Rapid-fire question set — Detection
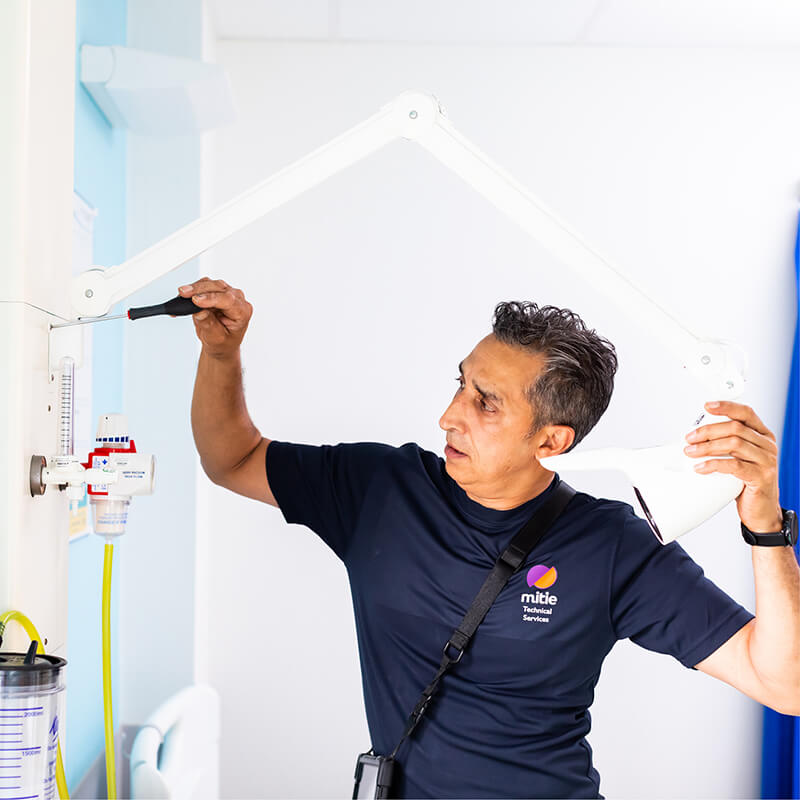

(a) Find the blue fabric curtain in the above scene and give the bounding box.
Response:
[760,211,800,799]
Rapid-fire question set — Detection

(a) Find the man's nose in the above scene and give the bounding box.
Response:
[439,395,464,433]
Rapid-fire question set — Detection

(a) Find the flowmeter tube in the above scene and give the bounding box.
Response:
[56,357,74,459]
[54,357,84,513]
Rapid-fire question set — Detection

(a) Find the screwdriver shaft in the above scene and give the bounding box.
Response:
[49,295,199,328]
[50,313,127,329]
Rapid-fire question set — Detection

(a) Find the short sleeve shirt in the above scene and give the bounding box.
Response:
[266,440,754,799]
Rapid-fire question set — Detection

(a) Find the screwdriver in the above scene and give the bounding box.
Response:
[51,295,202,328]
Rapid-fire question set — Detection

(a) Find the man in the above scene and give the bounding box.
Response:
[184,277,800,799]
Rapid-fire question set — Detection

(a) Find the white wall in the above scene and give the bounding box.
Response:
[203,42,797,798]
[0,0,75,655]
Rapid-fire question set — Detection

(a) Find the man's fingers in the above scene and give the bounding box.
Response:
[702,401,774,439]
[191,289,247,318]
[179,277,207,295]
[693,457,763,482]
[180,279,249,323]
[192,308,229,337]
[685,435,774,466]
[686,419,778,455]
[179,278,230,297]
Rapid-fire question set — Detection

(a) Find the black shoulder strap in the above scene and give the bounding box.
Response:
[388,480,576,758]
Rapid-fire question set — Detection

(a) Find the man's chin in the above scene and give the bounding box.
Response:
[444,458,469,483]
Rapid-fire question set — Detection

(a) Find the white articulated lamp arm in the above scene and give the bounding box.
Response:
[70,92,427,317]
[413,112,747,400]
[70,89,745,399]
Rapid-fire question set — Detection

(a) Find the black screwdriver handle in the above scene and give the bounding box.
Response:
[128,295,200,320]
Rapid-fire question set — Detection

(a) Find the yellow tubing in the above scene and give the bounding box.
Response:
[0,610,40,644]
[0,610,70,799]
[56,741,69,799]
[102,542,117,800]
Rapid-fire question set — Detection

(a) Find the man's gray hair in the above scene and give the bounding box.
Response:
[492,301,618,452]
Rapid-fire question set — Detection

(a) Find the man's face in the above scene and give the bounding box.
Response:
[438,334,569,504]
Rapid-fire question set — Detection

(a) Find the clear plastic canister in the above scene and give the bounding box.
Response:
[0,652,66,800]
[92,497,131,537]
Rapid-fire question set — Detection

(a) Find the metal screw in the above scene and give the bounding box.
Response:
[85,289,94,298]
[409,110,418,119]
[701,355,711,365]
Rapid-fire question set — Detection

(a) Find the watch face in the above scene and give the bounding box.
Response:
[786,510,798,546]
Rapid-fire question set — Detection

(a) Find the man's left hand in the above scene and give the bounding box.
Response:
[684,400,783,532]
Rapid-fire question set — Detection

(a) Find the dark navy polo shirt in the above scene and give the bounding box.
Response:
[266,440,754,799]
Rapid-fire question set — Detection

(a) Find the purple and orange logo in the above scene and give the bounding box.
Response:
[526,564,558,589]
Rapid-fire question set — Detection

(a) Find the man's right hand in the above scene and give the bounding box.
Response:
[179,277,253,359]
[187,277,276,505]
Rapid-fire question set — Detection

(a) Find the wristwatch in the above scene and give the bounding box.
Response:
[741,508,798,547]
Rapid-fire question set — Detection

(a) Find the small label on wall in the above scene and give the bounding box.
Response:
[69,502,88,538]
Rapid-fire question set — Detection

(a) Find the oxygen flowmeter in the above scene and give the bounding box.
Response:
[30,413,155,533]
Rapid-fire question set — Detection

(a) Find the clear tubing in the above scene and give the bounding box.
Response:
[57,357,75,457]
[102,542,116,800]
[0,610,70,799]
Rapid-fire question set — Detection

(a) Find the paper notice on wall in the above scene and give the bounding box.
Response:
[70,191,97,540]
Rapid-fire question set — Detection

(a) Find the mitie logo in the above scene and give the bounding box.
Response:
[520,565,558,624]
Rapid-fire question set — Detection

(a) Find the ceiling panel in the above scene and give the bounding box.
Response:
[210,0,332,40]
[209,0,800,45]
[584,0,800,45]
[337,0,603,44]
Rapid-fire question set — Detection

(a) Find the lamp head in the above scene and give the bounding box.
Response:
[539,443,743,544]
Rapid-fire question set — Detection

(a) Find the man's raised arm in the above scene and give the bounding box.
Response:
[182,278,277,506]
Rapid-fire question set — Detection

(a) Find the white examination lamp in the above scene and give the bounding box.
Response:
[60,91,748,545]
[539,444,743,545]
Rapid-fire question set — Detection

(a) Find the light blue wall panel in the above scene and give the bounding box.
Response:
[70,0,126,789]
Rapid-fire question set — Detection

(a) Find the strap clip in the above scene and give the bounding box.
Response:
[500,543,526,571]
[442,640,465,663]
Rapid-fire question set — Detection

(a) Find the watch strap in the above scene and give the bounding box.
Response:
[741,508,797,547]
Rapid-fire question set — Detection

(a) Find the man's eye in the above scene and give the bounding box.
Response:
[454,378,494,412]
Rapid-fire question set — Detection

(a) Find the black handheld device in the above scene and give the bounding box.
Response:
[352,752,395,799]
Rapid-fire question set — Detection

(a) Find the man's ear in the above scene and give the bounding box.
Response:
[536,425,575,458]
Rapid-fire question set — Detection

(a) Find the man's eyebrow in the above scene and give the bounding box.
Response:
[457,360,503,406]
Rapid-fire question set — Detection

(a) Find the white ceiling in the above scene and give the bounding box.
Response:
[208,0,800,46]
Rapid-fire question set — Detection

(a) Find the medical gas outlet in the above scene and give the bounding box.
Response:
[30,413,155,537]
